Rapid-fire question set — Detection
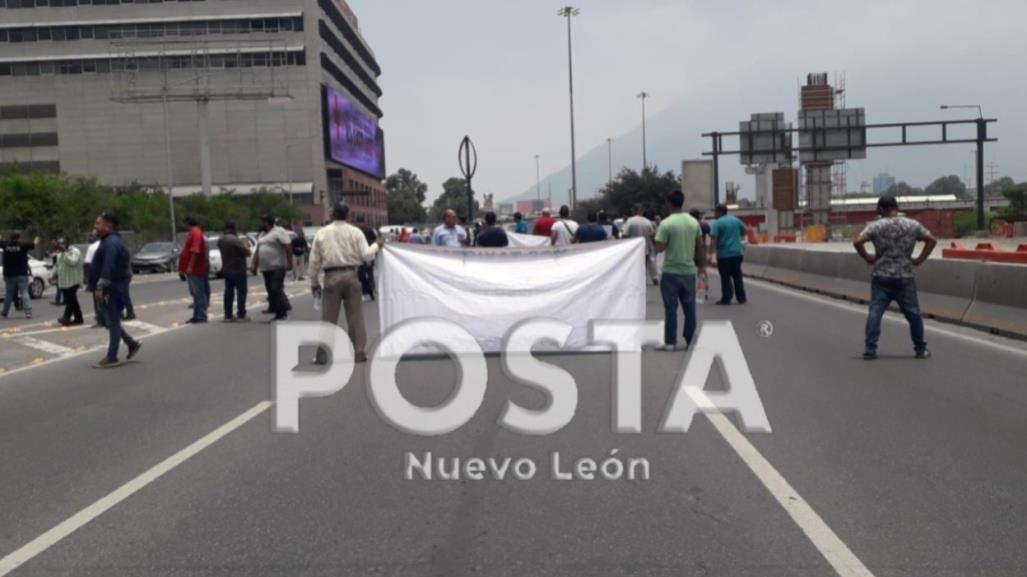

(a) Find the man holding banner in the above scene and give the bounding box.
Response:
[309,203,383,364]
[655,191,707,351]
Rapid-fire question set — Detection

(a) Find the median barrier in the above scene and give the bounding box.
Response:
[912,259,980,323]
[963,263,1027,337]
[761,247,806,286]
[742,246,770,279]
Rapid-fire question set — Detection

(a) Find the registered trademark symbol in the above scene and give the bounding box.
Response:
[757,321,774,338]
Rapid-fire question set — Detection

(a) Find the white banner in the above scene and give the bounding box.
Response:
[506,231,550,248]
[377,239,647,356]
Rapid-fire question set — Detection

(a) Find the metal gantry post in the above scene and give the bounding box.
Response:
[976,117,986,231]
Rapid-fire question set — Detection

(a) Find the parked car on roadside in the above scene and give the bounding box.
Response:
[131,242,179,274]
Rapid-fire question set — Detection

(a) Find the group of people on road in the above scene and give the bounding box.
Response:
[1,187,936,370]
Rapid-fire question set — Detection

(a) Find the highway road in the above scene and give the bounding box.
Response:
[0,275,1024,576]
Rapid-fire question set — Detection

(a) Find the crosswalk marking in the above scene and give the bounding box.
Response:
[17,337,77,358]
[123,320,169,335]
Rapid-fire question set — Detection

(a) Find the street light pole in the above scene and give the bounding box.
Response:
[535,154,542,201]
[606,137,613,187]
[558,6,580,210]
[941,104,986,230]
[637,91,649,171]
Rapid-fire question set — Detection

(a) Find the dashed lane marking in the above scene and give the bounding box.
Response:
[16,338,77,358]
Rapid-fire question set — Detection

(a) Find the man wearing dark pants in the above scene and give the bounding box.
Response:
[252,215,293,322]
[709,203,748,305]
[655,190,707,351]
[51,238,84,326]
[854,195,938,360]
[218,222,252,322]
[1,232,39,320]
[89,214,141,368]
[178,216,209,324]
[309,203,383,364]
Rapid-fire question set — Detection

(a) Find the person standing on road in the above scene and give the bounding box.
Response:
[89,214,142,369]
[178,216,209,324]
[532,208,556,237]
[84,235,104,328]
[550,205,579,247]
[709,203,749,305]
[598,210,620,239]
[289,224,309,282]
[251,215,293,322]
[355,215,379,300]
[623,205,660,286]
[514,212,530,234]
[1,232,40,319]
[655,190,707,352]
[432,210,469,247]
[407,229,427,245]
[51,238,84,326]
[309,203,383,364]
[854,195,938,360]
[574,211,608,243]
[476,212,510,248]
[218,222,252,322]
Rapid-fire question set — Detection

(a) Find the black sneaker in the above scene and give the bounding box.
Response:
[127,341,142,361]
[863,350,878,360]
[123,314,137,321]
[185,318,208,325]
[915,349,932,360]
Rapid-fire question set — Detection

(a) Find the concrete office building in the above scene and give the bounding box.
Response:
[0,0,388,227]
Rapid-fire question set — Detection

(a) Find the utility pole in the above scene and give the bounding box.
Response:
[558,6,580,210]
[535,154,542,201]
[606,137,613,188]
[637,91,650,171]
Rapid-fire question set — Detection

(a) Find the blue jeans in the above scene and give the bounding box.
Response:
[660,272,698,347]
[3,276,31,316]
[123,279,136,318]
[865,276,927,353]
[98,282,137,362]
[187,275,209,321]
[223,274,248,319]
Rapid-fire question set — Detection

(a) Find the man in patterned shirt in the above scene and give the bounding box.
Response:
[853,195,938,360]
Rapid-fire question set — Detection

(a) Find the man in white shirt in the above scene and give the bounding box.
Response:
[309,203,383,364]
[432,210,468,247]
[550,205,579,247]
[84,237,105,328]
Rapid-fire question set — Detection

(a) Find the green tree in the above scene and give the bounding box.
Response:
[385,168,428,224]
[431,177,478,222]
[597,167,680,219]
[1000,183,1027,218]
[985,176,1016,198]
[885,181,925,197]
[925,175,968,199]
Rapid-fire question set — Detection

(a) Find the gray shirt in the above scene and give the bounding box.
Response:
[623,215,656,255]
[861,216,932,278]
[257,226,291,272]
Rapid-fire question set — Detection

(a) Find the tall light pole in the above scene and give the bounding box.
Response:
[535,154,542,201]
[558,6,579,210]
[606,137,613,188]
[637,91,650,171]
[941,104,986,230]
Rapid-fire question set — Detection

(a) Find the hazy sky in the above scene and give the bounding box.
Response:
[354,0,1026,203]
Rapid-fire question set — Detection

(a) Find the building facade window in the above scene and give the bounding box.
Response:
[0,17,304,43]
[0,51,305,76]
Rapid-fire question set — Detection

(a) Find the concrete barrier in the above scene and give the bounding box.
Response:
[742,246,1026,338]
[964,263,1027,337]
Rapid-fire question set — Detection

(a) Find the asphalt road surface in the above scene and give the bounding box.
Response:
[0,275,1024,576]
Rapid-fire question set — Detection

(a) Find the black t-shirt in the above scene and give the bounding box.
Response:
[476,227,509,248]
[1,241,34,278]
[291,235,308,256]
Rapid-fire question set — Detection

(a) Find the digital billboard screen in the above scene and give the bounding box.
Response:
[323,85,385,179]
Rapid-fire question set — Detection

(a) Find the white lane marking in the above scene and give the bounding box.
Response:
[123,320,168,335]
[15,337,77,358]
[688,390,876,577]
[0,401,272,577]
[0,289,311,382]
[745,277,1027,358]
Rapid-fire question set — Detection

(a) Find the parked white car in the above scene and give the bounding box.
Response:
[0,250,51,300]
[207,236,259,278]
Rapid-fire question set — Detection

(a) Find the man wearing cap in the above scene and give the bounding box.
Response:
[853,195,938,360]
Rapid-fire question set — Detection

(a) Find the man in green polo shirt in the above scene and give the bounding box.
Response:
[655,190,707,351]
